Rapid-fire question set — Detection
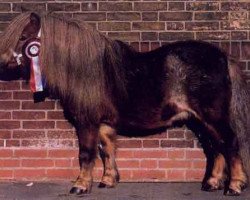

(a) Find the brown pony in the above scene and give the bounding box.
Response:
[0,12,249,196]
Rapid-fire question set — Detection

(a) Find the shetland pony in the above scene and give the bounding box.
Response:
[0,12,249,196]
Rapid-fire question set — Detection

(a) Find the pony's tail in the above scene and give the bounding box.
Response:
[229,58,250,181]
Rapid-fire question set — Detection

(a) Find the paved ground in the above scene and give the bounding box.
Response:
[0,182,249,200]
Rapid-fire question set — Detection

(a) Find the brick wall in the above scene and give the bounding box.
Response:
[0,1,249,182]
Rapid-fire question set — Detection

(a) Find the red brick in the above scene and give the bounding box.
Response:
[161,140,194,148]
[221,2,250,11]
[169,2,184,11]
[118,170,132,181]
[13,130,45,139]
[167,170,185,181]
[134,2,168,11]
[142,12,158,21]
[98,22,131,31]
[13,3,46,12]
[0,130,11,139]
[117,139,142,148]
[185,22,219,31]
[159,32,194,41]
[0,121,20,129]
[168,150,185,159]
[0,159,19,167]
[160,12,192,21]
[186,150,205,159]
[108,32,140,41]
[0,101,20,110]
[22,101,55,110]
[132,170,165,180]
[117,160,139,168]
[21,159,54,168]
[73,13,106,21]
[0,170,13,179]
[13,111,45,120]
[21,140,47,147]
[99,2,132,11]
[133,22,165,31]
[142,32,158,41]
[23,121,55,129]
[133,150,167,158]
[159,160,192,169]
[48,149,77,158]
[0,4,11,12]
[196,32,230,40]
[14,149,47,158]
[6,140,20,147]
[0,149,13,158]
[140,160,157,169]
[47,169,79,179]
[13,91,33,100]
[186,2,219,11]
[81,3,97,11]
[231,31,248,40]
[56,121,73,129]
[47,130,75,139]
[14,169,46,179]
[186,170,204,181]
[48,3,80,11]
[143,140,159,148]
[0,111,11,119]
[59,140,74,148]
[195,12,229,20]
[107,12,140,21]
[0,92,12,99]
[116,150,134,158]
[193,161,206,169]
[54,159,72,168]
[47,111,65,120]
[168,129,185,139]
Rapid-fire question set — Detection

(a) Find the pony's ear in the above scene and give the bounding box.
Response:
[30,12,40,28]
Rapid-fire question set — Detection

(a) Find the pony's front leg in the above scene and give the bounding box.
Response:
[98,124,119,188]
[70,127,98,195]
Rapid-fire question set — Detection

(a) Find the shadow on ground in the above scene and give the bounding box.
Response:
[0,182,249,200]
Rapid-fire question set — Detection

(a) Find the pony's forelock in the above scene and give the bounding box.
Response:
[0,12,32,55]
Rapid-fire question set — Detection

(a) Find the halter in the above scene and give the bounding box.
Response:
[13,29,44,93]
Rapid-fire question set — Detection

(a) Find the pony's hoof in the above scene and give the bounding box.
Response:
[224,188,240,196]
[69,187,89,195]
[98,182,114,188]
[201,183,218,192]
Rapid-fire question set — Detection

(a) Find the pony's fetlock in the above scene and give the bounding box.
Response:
[99,171,119,188]
[70,177,92,195]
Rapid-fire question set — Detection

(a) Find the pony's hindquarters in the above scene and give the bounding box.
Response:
[229,59,250,182]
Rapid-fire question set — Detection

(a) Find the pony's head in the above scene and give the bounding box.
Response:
[0,12,40,81]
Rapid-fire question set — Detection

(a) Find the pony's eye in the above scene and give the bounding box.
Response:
[19,35,27,41]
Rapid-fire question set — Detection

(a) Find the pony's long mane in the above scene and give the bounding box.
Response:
[1,12,128,125]
[39,13,127,125]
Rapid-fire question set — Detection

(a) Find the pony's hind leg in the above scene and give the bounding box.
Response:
[205,153,226,191]
[70,127,98,195]
[186,118,226,191]
[215,123,247,196]
[98,124,119,188]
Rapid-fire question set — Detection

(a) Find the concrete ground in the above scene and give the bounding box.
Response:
[0,182,249,200]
